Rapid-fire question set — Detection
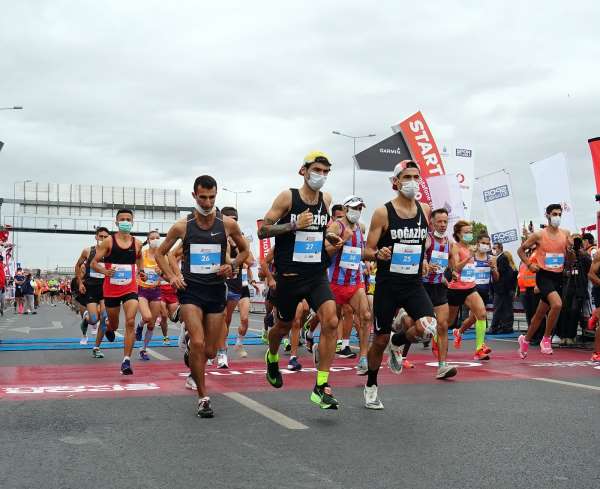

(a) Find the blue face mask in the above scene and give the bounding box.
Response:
[463,233,473,242]
[118,220,133,234]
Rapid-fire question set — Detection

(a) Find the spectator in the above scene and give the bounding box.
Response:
[490,243,518,333]
[0,255,5,317]
[582,233,597,259]
[22,272,36,315]
[14,267,26,314]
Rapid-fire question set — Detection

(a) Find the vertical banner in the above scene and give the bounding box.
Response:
[530,153,576,231]
[427,174,465,236]
[588,137,600,194]
[256,219,272,261]
[477,170,521,260]
[392,111,445,206]
[439,143,475,220]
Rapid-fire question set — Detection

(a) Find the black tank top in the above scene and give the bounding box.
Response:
[274,188,330,274]
[226,244,244,293]
[84,246,104,286]
[105,234,137,265]
[376,201,428,283]
[181,212,227,287]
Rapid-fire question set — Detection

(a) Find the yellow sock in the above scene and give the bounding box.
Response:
[267,351,279,363]
[317,370,329,386]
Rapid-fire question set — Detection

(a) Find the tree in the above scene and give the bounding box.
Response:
[471,221,488,239]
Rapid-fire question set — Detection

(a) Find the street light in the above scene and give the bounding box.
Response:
[332,131,376,194]
[0,106,23,111]
[222,187,252,211]
[13,179,32,265]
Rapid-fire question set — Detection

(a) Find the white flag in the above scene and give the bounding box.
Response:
[427,174,465,237]
[439,143,476,220]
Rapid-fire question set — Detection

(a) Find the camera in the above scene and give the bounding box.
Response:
[595,193,600,202]
[573,236,583,252]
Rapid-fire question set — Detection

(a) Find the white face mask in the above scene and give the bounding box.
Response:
[399,180,419,199]
[307,171,327,190]
[433,230,445,239]
[346,208,361,224]
[550,215,561,228]
[479,244,491,253]
[149,238,161,249]
[195,202,214,216]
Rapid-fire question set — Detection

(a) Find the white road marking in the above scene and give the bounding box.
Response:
[114,331,170,361]
[532,377,600,391]
[224,392,309,430]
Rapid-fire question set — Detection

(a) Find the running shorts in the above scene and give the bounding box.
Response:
[274,271,333,322]
[330,282,364,306]
[423,282,448,308]
[241,286,250,299]
[160,284,178,305]
[447,287,477,307]
[178,283,226,315]
[593,286,600,308]
[266,286,276,304]
[138,286,161,302]
[373,279,434,335]
[15,287,24,298]
[536,269,563,303]
[227,290,242,302]
[104,292,138,308]
[82,282,104,305]
[477,287,490,306]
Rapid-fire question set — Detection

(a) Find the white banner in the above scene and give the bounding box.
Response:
[530,153,576,231]
[477,170,521,259]
[427,174,465,237]
[439,143,475,220]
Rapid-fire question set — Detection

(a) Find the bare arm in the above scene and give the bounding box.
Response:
[75,248,90,293]
[324,220,344,256]
[589,256,600,286]
[225,217,249,277]
[257,190,294,239]
[364,206,390,262]
[91,237,114,277]
[134,240,147,281]
[156,220,187,288]
[518,231,540,271]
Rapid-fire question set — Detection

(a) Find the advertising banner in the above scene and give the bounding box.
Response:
[588,137,600,194]
[427,174,465,236]
[439,143,475,220]
[256,219,272,261]
[353,132,412,172]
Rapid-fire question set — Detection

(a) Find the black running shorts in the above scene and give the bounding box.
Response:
[82,282,104,305]
[178,283,227,315]
[104,292,138,308]
[536,269,563,304]
[373,279,434,335]
[447,287,477,307]
[423,282,448,308]
[274,271,333,322]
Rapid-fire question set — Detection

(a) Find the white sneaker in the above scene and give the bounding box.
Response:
[185,375,197,390]
[392,308,407,332]
[386,340,404,374]
[207,358,213,366]
[436,364,458,379]
[364,385,384,410]
[217,351,229,369]
[79,337,88,345]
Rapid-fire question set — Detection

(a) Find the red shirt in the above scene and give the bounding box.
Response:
[0,263,6,289]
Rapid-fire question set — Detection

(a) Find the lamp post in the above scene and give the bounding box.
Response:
[13,179,32,265]
[222,188,252,211]
[0,106,23,111]
[332,131,376,194]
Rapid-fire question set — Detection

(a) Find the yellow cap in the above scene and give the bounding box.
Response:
[299,151,331,174]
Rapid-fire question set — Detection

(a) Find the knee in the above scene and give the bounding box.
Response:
[321,312,338,333]
[125,317,136,328]
[190,337,206,355]
[141,312,152,324]
[373,333,389,349]
[550,301,562,313]
[361,310,371,325]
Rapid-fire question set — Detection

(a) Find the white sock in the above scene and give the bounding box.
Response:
[124,356,130,361]
[342,339,349,348]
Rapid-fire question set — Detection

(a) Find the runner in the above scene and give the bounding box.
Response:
[14,267,25,314]
[326,195,370,374]
[0,255,5,316]
[91,209,146,375]
[362,160,437,410]
[587,252,600,362]
[447,221,491,361]
[48,277,59,306]
[75,227,110,353]
[155,175,248,418]
[258,151,342,409]
[517,204,572,357]
[259,246,277,345]
[135,230,164,361]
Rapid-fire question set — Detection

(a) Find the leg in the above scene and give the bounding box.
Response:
[182,304,208,397]
[435,303,450,364]
[122,299,139,358]
[464,292,487,355]
[459,311,476,334]
[525,300,551,341]
[348,288,371,360]
[315,300,339,374]
[543,291,563,338]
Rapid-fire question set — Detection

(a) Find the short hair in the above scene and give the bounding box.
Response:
[494,242,504,251]
[546,203,562,215]
[95,226,110,235]
[331,204,343,215]
[431,208,448,218]
[116,208,133,218]
[147,229,160,239]
[583,232,595,244]
[194,175,217,193]
[452,220,470,242]
[477,233,490,242]
[221,206,238,218]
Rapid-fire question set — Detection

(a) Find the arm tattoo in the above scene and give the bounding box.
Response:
[258,219,295,239]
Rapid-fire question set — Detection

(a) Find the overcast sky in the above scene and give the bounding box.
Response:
[2,1,600,269]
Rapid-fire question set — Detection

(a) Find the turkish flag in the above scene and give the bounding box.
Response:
[588,137,600,193]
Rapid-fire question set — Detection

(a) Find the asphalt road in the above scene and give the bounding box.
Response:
[1,303,599,489]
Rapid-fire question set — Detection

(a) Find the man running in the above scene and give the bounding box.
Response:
[517,204,572,357]
[91,209,146,375]
[155,175,248,418]
[363,160,437,410]
[258,151,342,409]
[587,252,600,362]
[0,255,5,316]
[75,227,110,355]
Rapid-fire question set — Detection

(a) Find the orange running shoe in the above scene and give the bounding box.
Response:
[481,343,492,354]
[402,359,415,369]
[591,352,600,362]
[473,347,490,361]
[587,316,598,331]
[452,328,462,349]
[431,337,439,358]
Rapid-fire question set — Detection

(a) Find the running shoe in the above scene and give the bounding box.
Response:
[335,340,342,353]
[422,339,430,348]
[105,330,116,342]
[364,385,384,410]
[265,350,283,388]
[217,351,229,369]
[139,350,150,361]
[336,346,357,359]
[310,383,339,409]
[80,314,88,336]
[518,334,529,359]
[473,347,490,361]
[386,340,403,375]
[287,356,302,371]
[540,336,553,355]
[261,329,269,345]
[452,328,462,349]
[170,305,181,323]
[355,356,368,376]
[431,337,439,358]
[135,322,143,342]
[312,342,320,367]
[235,343,248,358]
[207,358,213,366]
[197,397,214,418]
[283,338,291,352]
[163,336,170,345]
[436,365,458,379]
[92,348,104,359]
[402,359,415,369]
[392,308,407,332]
[481,343,492,354]
[305,335,314,353]
[587,316,598,331]
[79,337,88,345]
[185,374,197,390]
[591,352,600,362]
[120,359,133,375]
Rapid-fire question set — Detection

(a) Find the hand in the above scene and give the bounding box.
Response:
[267,277,276,289]
[376,247,392,261]
[528,263,540,272]
[341,227,353,243]
[170,274,187,290]
[296,208,313,229]
[452,270,460,281]
[327,233,344,248]
[78,282,86,295]
[217,264,233,278]
[252,282,260,293]
[421,261,430,276]
[105,268,116,277]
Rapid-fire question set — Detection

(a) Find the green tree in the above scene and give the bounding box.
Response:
[471,221,488,239]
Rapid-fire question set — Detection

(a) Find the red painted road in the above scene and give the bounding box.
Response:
[1,349,598,401]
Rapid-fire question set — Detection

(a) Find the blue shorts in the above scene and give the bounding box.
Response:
[227,291,242,302]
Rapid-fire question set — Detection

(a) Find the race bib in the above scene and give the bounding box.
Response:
[430,250,448,270]
[545,253,564,270]
[369,273,376,285]
[390,243,422,275]
[144,268,159,285]
[190,244,221,274]
[339,245,362,270]
[110,264,133,285]
[89,266,105,279]
[475,266,491,285]
[460,263,476,283]
[241,268,249,287]
[292,231,323,263]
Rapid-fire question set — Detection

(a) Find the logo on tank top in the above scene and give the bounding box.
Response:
[390,227,427,243]
[290,213,328,230]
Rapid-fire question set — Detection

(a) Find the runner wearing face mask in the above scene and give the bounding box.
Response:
[91,209,146,375]
[517,204,572,358]
[326,195,370,374]
[258,151,343,409]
